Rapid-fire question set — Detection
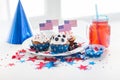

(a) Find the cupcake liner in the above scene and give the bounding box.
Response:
[50,44,69,54]
[32,42,50,52]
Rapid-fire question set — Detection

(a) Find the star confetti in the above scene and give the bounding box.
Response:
[74,57,81,61]
[36,62,46,69]
[45,61,55,69]
[27,56,38,62]
[89,61,95,65]
[65,57,73,62]
[20,59,25,63]
[67,61,75,65]
[19,49,27,53]
[12,51,25,60]
[78,65,87,70]
[43,57,57,62]
[43,57,51,61]
[60,57,66,62]
[8,63,15,67]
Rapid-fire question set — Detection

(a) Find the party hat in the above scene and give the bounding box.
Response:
[8,0,33,44]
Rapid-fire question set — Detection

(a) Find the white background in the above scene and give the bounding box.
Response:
[1,0,120,21]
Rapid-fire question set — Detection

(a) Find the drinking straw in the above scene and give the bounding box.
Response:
[95,4,101,44]
[95,4,99,20]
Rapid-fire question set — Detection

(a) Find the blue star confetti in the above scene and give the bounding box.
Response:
[20,59,25,63]
[89,61,95,65]
[45,61,55,69]
[67,61,75,65]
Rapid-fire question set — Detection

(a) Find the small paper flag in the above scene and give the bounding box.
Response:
[46,19,59,26]
[39,22,53,30]
[58,24,71,32]
[64,20,77,27]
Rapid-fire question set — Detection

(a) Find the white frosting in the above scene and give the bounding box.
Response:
[50,33,69,45]
[32,33,49,43]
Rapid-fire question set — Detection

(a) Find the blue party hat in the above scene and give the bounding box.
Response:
[8,0,33,44]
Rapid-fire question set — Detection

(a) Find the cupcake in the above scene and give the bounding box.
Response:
[50,33,69,54]
[30,33,50,53]
[68,35,76,46]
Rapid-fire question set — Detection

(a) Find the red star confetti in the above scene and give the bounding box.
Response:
[19,49,27,53]
[28,48,36,52]
[49,58,57,62]
[8,63,15,67]
[12,55,16,59]
[27,56,38,62]
[94,47,99,51]
[36,62,46,69]
[65,57,73,62]
[43,57,57,62]
[74,57,81,61]
[12,52,25,60]
[43,57,50,61]
[78,65,87,70]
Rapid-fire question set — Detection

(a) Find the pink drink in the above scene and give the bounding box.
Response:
[89,16,110,48]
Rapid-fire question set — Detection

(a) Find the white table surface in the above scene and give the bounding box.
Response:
[0,19,120,80]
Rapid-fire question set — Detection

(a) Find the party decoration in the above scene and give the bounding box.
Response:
[46,19,59,26]
[36,62,46,69]
[78,65,87,70]
[58,24,71,32]
[64,20,77,27]
[27,56,38,62]
[9,44,106,70]
[8,0,33,44]
[85,45,104,58]
[20,59,25,63]
[45,61,55,69]
[68,61,75,65]
[8,63,15,67]
[39,22,53,30]
[89,61,95,65]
